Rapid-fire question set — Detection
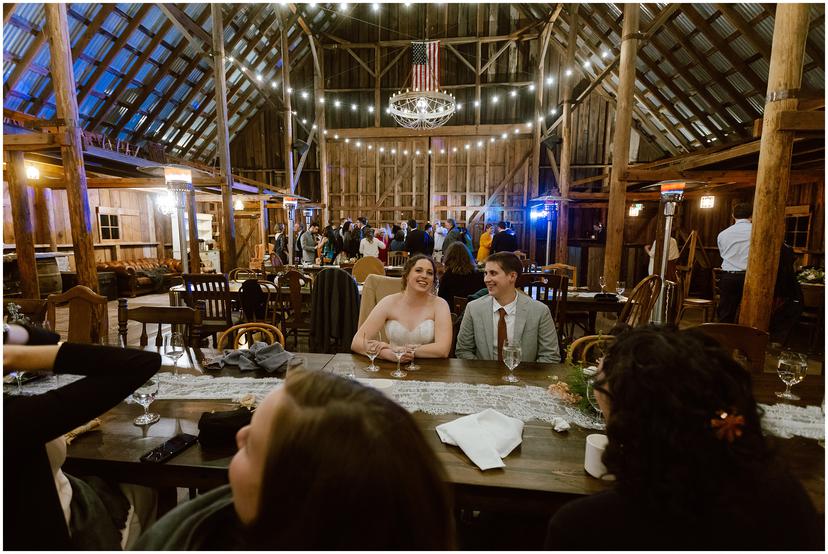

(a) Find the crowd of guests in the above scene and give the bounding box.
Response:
[274,216,523,266]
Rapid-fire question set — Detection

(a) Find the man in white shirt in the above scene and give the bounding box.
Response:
[432,219,447,261]
[716,202,752,322]
[455,252,560,363]
[645,236,680,276]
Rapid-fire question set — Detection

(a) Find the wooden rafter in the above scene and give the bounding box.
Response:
[3,4,15,26]
[4,23,47,94]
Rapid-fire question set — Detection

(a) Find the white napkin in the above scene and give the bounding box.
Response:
[435,408,524,470]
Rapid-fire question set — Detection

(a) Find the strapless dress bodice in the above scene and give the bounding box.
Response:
[384,319,435,346]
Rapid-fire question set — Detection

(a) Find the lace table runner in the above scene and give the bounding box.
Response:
[9,376,822,438]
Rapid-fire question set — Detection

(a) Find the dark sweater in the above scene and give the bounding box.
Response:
[404,229,433,256]
[491,229,518,253]
[438,270,486,306]
[545,469,823,550]
[4,339,161,550]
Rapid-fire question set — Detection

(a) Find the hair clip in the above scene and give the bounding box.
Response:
[711,409,745,443]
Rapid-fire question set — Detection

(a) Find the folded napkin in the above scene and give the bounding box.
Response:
[65,418,102,445]
[435,409,524,470]
[204,342,294,373]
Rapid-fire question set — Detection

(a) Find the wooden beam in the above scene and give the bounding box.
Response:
[622,168,822,185]
[319,32,540,50]
[373,154,416,209]
[211,4,237,271]
[480,39,515,75]
[556,4,575,265]
[323,124,532,139]
[471,146,533,225]
[5,26,47,94]
[32,186,57,251]
[186,188,201,273]
[777,110,825,132]
[3,4,15,26]
[44,3,98,292]
[158,3,211,47]
[741,4,810,331]
[280,12,296,193]
[445,43,476,74]
[313,39,329,225]
[2,133,58,150]
[5,151,40,298]
[602,4,638,292]
[714,4,771,62]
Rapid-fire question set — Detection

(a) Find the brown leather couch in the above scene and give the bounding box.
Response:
[96,258,183,297]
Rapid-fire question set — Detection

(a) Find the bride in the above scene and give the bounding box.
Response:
[351,255,452,361]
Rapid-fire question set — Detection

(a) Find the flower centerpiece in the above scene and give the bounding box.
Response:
[547,364,599,416]
[797,266,825,284]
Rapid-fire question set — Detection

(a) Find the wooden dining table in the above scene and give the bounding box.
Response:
[62,350,824,517]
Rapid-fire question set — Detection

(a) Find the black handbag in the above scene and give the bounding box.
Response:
[197,408,253,448]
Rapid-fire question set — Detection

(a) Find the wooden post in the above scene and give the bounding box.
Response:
[740,4,810,331]
[186,187,201,273]
[312,39,329,226]
[556,6,578,265]
[374,44,381,128]
[152,200,166,260]
[211,4,237,270]
[44,3,98,291]
[281,13,296,193]
[602,4,639,291]
[530,19,554,264]
[33,186,57,251]
[6,152,40,299]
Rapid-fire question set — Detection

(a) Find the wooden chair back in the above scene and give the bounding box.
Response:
[46,285,109,344]
[4,299,48,327]
[117,298,203,347]
[619,275,661,327]
[237,279,275,323]
[452,296,469,319]
[516,273,568,339]
[352,256,385,283]
[358,274,402,327]
[228,267,263,282]
[387,251,409,266]
[275,270,312,325]
[567,334,615,365]
[218,322,285,350]
[543,263,577,288]
[664,278,683,326]
[694,323,769,372]
[182,273,233,326]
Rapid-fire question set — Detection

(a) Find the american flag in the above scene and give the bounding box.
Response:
[412,41,439,91]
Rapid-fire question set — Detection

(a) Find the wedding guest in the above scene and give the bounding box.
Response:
[433,219,448,261]
[491,221,518,253]
[438,242,486,305]
[135,370,455,549]
[717,202,752,322]
[389,230,407,253]
[455,252,560,363]
[404,219,433,256]
[545,326,823,550]
[351,254,452,360]
[375,227,390,264]
[4,324,162,549]
[300,221,319,264]
[476,223,495,263]
[644,234,680,280]
[359,227,386,259]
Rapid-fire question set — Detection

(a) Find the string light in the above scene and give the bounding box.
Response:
[565,68,573,76]
[368,145,373,150]
[473,100,480,107]
[301,91,309,99]
[403,149,409,155]
[287,87,293,94]
[452,147,458,152]
[489,137,495,143]
[491,95,499,104]
[372,3,380,11]
[464,144,470,150]
[546,76,553,85]
[339,3,348,11]
[333,134,339,139]
[368,106,375,113]
[379,147,385,152]
[391,148,397,154]
[477,140,483,147]
[334,100,341,108]
[319,97,325,104]
[344,138,350,143]
[351,103,357,111]
[510,90,517,97]
[271,81,277,88]
[301,118,307,124]
[456,103,463,110]
[583,61,591,68]
[550,107,557,115]
[440,148,445,154]
[501,133,507,139]
[256,74,262,81]
[528,84,535,91]
[601,50,610,59]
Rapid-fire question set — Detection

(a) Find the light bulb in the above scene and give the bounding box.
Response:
[301,91,308,99]
[427,150,432,155]
[368,106,374,113]
[339,3,348,11]
[510,90,517,97]
[416,150,421,155]
[491,95,499,104]
[228,56,234,62]
[301,118,307,124]
[456,103,463,109]
[287,87,293,94]
[546,76,553,85]
[319,97,325,104]
[312,124,317,129]
[477,140,483,147]
[464,144,470,150]
[583,61,591,68]
[550,108,557,115]
[391,148,396,154]
[513,128,519,134]
[385,107,391,114]
[344,138,350,143]
[473,100,480,107]
[271,81,277,88]
[368,145,373,150]
[323,129,328,135]
[334,100,341,108]
[379,147,385,152]
[501,133,507,139]
[440,148,445,154]
[256,74,262,81]
[452,147,457,152]
[372,3,380,11]
[601,50,609,59]
[538,116,544,122]
[489,137,495,143]
[403,150,409,155]
[234,199,244,211]
[334,134,339,139]
[351,104,357,111]
[528,84,535,91]
[526,122,533,127]
[25,166,39,180]
[565,68,573,76]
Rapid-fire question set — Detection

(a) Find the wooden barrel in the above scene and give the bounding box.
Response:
[36,255,62,299]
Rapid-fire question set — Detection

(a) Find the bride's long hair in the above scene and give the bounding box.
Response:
[400,254,439,295]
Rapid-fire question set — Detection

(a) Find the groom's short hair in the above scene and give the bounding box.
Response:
[486,252,522,277]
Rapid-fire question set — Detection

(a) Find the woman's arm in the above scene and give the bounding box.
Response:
[410,297,453,358]
[4,344,162,448]
[377,240,386,250]
[349,295,412,362]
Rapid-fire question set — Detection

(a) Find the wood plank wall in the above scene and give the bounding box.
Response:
[3,184,173,269]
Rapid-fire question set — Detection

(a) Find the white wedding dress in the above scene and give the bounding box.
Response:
[384,320,435,346]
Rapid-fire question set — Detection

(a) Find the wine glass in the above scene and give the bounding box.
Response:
[599,275,607,294]
[363,332,381,372]
[165,332,186,378]
[615,281,625,297]
[405,342,421,371]
[776,350,808,401]
[502,340,521,383]
[390,342,408,379]
[585,379,603,418]
[132,378,160,425]
[9,371,25,395]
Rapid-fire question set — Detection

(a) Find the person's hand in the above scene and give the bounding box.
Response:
[378,346,413,363]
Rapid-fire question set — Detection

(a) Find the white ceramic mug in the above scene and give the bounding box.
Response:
[584,433,614,480]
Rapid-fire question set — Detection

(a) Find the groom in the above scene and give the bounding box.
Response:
[455,252,561,363]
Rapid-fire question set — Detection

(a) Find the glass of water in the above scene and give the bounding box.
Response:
[390,342,407,379]
[502,340,522,383]
[776,350,808,401]
[165,332,186,378]
[132,378,160,426]
[405,343,421,371]
[363,332,381,372]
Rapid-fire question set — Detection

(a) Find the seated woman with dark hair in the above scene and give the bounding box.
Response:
[389,230,407,252]
[545,326,823,550]
[437,242,486,305]
[135,370,455,549]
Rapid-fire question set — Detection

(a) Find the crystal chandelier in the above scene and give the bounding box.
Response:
[388,89,456,129]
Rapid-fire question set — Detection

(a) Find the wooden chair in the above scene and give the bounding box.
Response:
[217,322,285,350]
[618,275,661,328]
[352,256,385,283]
[452,296,469,319]
[274,270,313,348]
[182,273,236,346]
[358,274,402,327]
[797,283,825,352]
[676,265,714,323]
[387,251,409,266]
[694,323,769,372]
[3,299,48,327]
[118,298,203,348]
[237,279,276,324]
[46,285,109,344]
[516,273,568,344]
[567,334,615,365]
[542,263,578,288]
[228,267,263,282]
[248,244,268,270]
[663,279,683,326]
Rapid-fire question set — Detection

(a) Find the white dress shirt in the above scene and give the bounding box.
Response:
[717,219,752,271]
[359,237,385,258]
[491,292,518,359]
[647,237,680,275]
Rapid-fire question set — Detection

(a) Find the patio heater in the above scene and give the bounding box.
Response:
[284,196,299,264]
[529,194,560,266]
[164,166,193,274]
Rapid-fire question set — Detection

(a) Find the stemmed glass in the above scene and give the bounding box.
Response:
[165,332,186,378]
[132,378,160,425]
[585,379,603,418]
[776,350,808,401]
[390,342,408,379]
[405,342,421,371]
[363,332,381,372]
[615,281,625,297]
[502,340,521,383]
[599,275,607,294]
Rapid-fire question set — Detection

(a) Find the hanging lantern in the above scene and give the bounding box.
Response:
[700,195,715,209]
